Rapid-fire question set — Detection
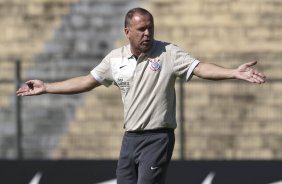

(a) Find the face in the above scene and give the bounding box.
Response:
[124,13,154,57]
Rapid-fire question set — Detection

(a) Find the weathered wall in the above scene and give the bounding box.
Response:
[0,0,281,159]
[0,0,78,158]
[142,0,282,159]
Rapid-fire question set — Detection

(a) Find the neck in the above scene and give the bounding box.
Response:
[131,49,142,59]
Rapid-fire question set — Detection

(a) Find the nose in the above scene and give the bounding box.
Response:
[144,28,150,36]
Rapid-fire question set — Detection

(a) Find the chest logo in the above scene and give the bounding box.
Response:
[149,57,161,71]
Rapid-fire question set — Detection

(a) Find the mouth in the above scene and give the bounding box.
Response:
[141,39,151,46]
[139,39,153,52]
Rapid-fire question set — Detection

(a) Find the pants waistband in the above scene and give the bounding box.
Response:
[125,128,174,135]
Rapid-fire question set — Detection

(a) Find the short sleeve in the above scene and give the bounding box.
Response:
[172,45,200,81]
[90,53,114,87]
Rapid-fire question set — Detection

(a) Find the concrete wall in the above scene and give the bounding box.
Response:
[0,0,281,159]
[0,0,78,159]
[142,0,282,159]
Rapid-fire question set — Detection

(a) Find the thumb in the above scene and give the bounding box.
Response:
[25,80,34,89]
[25,80,34,85]
[245,61,257,67]
[25,80,37,90]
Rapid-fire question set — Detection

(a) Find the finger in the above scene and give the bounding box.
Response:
[258,76,265,83]
[26,80,34,87]
[253,76,264,84]
[245,61,257,67]
[17,92,31,97]
[257,72,266,79]
[27,83,34,90]
[20,92,33,96]
[16,89,29,96]
[253,70,266,78]
[16,91,26,96]
[251,74,265,84]
[17,89,35,96]
[25,80,33,85]
[16,86,29,93]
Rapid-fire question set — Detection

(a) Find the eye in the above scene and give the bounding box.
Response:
[138,27,146,32]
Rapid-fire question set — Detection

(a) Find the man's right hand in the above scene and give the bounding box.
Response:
[16,80,46,96]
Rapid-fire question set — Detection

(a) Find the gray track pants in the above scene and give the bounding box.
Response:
[116,129,175,184]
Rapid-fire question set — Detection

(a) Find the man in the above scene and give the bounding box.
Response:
[17,7,266,184]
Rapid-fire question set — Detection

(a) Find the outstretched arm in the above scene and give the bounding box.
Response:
[16,74,101,96]
[193,61,266,84]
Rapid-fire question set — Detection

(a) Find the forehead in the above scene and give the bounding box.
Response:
[130,13,153,27]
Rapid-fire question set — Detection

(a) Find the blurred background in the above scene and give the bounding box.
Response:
[0,0,281,161]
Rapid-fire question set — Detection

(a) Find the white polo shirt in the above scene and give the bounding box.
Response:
[91,40,200,131]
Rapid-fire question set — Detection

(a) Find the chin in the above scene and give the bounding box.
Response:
[141,46,152,53]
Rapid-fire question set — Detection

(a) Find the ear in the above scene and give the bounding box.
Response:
[124,27,130,40]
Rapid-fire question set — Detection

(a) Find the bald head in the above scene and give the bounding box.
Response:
[124,7,154,28]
